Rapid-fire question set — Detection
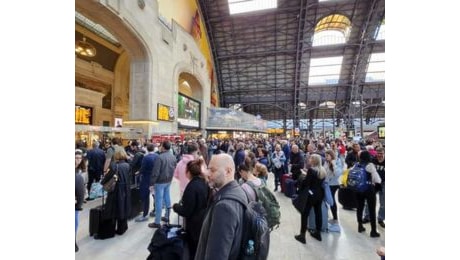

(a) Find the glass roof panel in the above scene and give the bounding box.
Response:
[228,0,277,15]
[375,20,385,40]
[309,56,343,85]
[313,30,346,46]
[365,52,385,82]
[75,11,120,46]
[315,14,351,33]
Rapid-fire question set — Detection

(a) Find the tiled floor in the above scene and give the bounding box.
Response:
[76,173,385,259]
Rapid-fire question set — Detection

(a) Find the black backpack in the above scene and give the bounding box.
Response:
[226,197,270,260]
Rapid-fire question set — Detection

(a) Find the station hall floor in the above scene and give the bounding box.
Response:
[76,173,385,260]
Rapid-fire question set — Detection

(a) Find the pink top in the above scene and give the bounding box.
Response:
[174,154,195,194]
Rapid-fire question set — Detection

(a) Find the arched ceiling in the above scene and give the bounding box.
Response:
[198,0,385,128]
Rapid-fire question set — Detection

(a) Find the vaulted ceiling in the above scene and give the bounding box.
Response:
[198,0,385,129]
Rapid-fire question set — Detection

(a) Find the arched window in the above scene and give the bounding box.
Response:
[312,14,351,46]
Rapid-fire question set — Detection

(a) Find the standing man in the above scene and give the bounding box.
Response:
[85,141,106,200]
[148,141,177,228]
[135,144,158,222]
[345,142,361,168]
[289,144,305,181]
[195,154,246,260]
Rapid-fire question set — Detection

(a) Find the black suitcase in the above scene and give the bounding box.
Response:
[284,178,297,198]
[89,193,116,239]
[338,187,358,210]
[129,185,142,220]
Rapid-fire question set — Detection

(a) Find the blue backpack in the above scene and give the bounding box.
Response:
[347,163,372,192]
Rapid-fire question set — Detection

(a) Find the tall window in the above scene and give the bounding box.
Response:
[309,56,343,85]
[365,53,385,82]
[312,14,351,46]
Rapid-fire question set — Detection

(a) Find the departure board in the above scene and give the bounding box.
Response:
[75,105,92,125]
[157,103,175,122]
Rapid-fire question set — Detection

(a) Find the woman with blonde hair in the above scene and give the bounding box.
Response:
[295,154,326,243]
[254,162,268,183]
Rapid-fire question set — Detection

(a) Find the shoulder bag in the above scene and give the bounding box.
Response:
[102,165,118,192]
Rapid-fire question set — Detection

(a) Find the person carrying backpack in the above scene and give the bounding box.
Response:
[238,157,281,231]
[195,154,247,259]
[351,151,382,238]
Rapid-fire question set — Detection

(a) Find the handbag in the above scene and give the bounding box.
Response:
[292,188,309,213]
[340,168,350,186]
[102,165,118,192]
[89,182,106,199]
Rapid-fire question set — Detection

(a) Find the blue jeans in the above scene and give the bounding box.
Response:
[75,210,79,236]
[364,182,385,221]
[154,183,171,224]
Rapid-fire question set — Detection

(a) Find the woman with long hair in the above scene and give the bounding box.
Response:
[324,149,341,224]
[101,146,132,237]
[294,154,326,244]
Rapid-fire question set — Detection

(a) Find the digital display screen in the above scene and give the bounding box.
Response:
[75,105,92,125]
[378,126,385,139]
[177,94,200,128]
[157,103,175,122]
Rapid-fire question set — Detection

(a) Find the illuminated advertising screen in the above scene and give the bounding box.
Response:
[177,94,200,128]
[75,105,92,125]
[157,103,175,122]
[378,126,385,139]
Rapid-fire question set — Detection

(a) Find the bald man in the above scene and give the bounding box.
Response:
[195,154,247,260]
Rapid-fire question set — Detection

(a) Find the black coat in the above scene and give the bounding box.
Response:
[102,161,131,220]
[298,168,324,205]
[290,151,305,180]
[173,176,210,246]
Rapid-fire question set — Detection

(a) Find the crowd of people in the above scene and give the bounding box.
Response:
[75,135,385,258]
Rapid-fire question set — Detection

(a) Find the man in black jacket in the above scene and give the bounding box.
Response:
[195,154,247,260]
[86,141,106,200]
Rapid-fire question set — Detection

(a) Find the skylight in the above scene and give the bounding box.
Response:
[308,56,343,85]
[75,11,119,45]
[365,53,385,82]
[312,14,351,46]
[313,30,346,46]
[228,0,277,15]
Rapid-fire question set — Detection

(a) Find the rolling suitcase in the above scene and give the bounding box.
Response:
[284,178,297,198]
[281,174,291,193]
[338,187,358,210]
[89,192,116,239]
[129,184,142,220]
[307,201,328,232]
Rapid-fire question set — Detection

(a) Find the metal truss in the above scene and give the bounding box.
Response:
[198,0,385,127]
